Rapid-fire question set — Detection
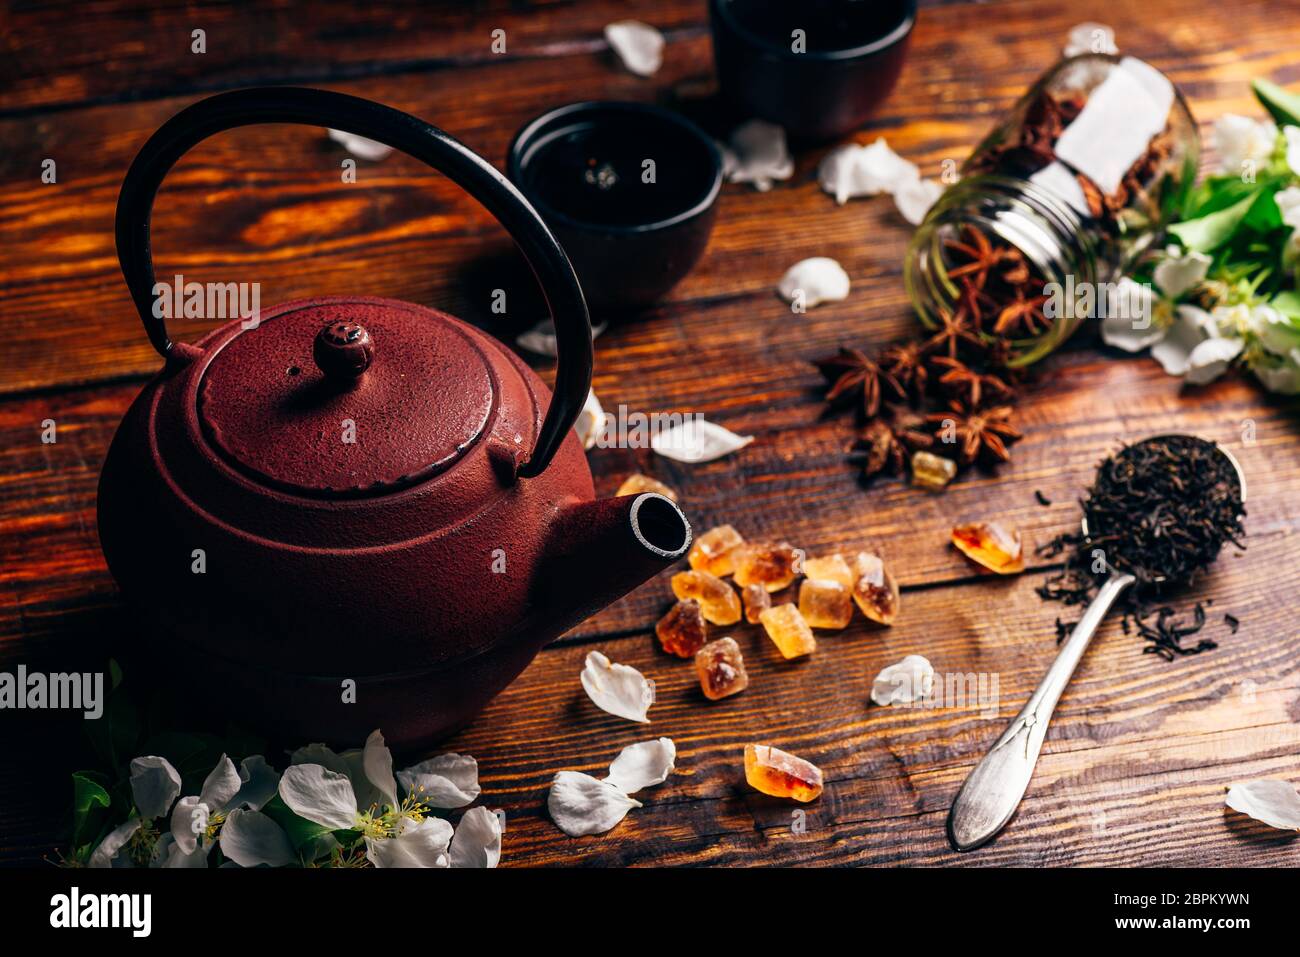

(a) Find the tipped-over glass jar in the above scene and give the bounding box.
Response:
[905,53,1199,366]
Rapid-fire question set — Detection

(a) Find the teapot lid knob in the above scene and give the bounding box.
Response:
[314,320,374,382]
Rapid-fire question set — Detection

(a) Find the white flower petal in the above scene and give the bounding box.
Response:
[1063,22,1117,57]
[548,771,641,837]
[1098,277,1160,351]
[277,764,358,830]
[1285,126,1300,177]
[722,120,793,192]
[1211,114,1278,176]
[1225,779,1300,830]
[161,835,211,868]
[88,819,140,869]
[1185,335,1244,385]
[199,754,242,811]
[1248,303,1300,356]
[777,256,850,309]
[219,808,296,868]
[1150,305,1214,376]
[364,816,453,868]
[448,806,503,868]
[327,129,394,161]
[576,388,605,451]
[362,730,399,812]
[870,654,935,706]
[396,753,481,808]
[605,737,676,794]
[816,138,918,204]
[894,177,944,225]
[290,743,350,775]
[169,795,210,855]
[129,756,182,820]
[230,755,280,812]
[1275,185,1300,229]
[580,650,655,723]
[1153,248,1211,298]
[1253,349,1300,394]
[604,20,664,77]
[651,417,753,463]
[516,318,607,357]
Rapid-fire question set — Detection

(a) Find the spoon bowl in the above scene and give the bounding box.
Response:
[1079,434,1247,584]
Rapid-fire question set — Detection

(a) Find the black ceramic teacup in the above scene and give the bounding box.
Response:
[709,0,917,141]
[507,101,722,312]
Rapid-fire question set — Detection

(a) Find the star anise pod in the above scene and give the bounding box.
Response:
[925,400,1022,465]
[922,305,985,360]
[813,347,902,419]
[851,406,933,478]
[854,418,906,478]
[877,341,928,403]
[994,286,1051,337]
[943,225,1019,292]
[928,356,1015,408]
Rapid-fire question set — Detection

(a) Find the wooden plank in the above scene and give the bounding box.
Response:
[2,522,1293,864]
[0,0,710,114]
[3,350,1297,658]
[3,0,1299,394]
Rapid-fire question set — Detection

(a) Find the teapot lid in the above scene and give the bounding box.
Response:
[198,298,495,497]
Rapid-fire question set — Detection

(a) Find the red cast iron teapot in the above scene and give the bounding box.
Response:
[98,88,692,750]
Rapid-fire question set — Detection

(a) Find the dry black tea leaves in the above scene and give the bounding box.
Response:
[1084,435,1245,585]
[1037,435,1246,658]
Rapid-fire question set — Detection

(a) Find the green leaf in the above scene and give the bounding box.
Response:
[1168,193,1261,252]
[84,687,142,770]
[1271,290,1300,319]
[1253,78,1300,129]
[70,772,113,854]
[261,795,336,853]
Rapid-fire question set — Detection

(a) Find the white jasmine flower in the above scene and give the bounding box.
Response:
[721,120,794,191]
[280,730,497,868]
[604,20,664,76]
[1148,305,1247,385]
[1211,114,1277,176]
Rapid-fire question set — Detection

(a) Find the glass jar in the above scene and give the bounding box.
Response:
[905,53,1200,366]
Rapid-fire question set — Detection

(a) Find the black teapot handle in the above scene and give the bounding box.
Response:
[115,86,592,479]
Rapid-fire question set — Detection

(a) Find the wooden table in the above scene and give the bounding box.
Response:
[3,0,1299,867]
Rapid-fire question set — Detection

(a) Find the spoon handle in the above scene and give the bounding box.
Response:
[946,570,1136,851]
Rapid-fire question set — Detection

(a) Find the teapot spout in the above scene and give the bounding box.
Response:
[535,493,692,634]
